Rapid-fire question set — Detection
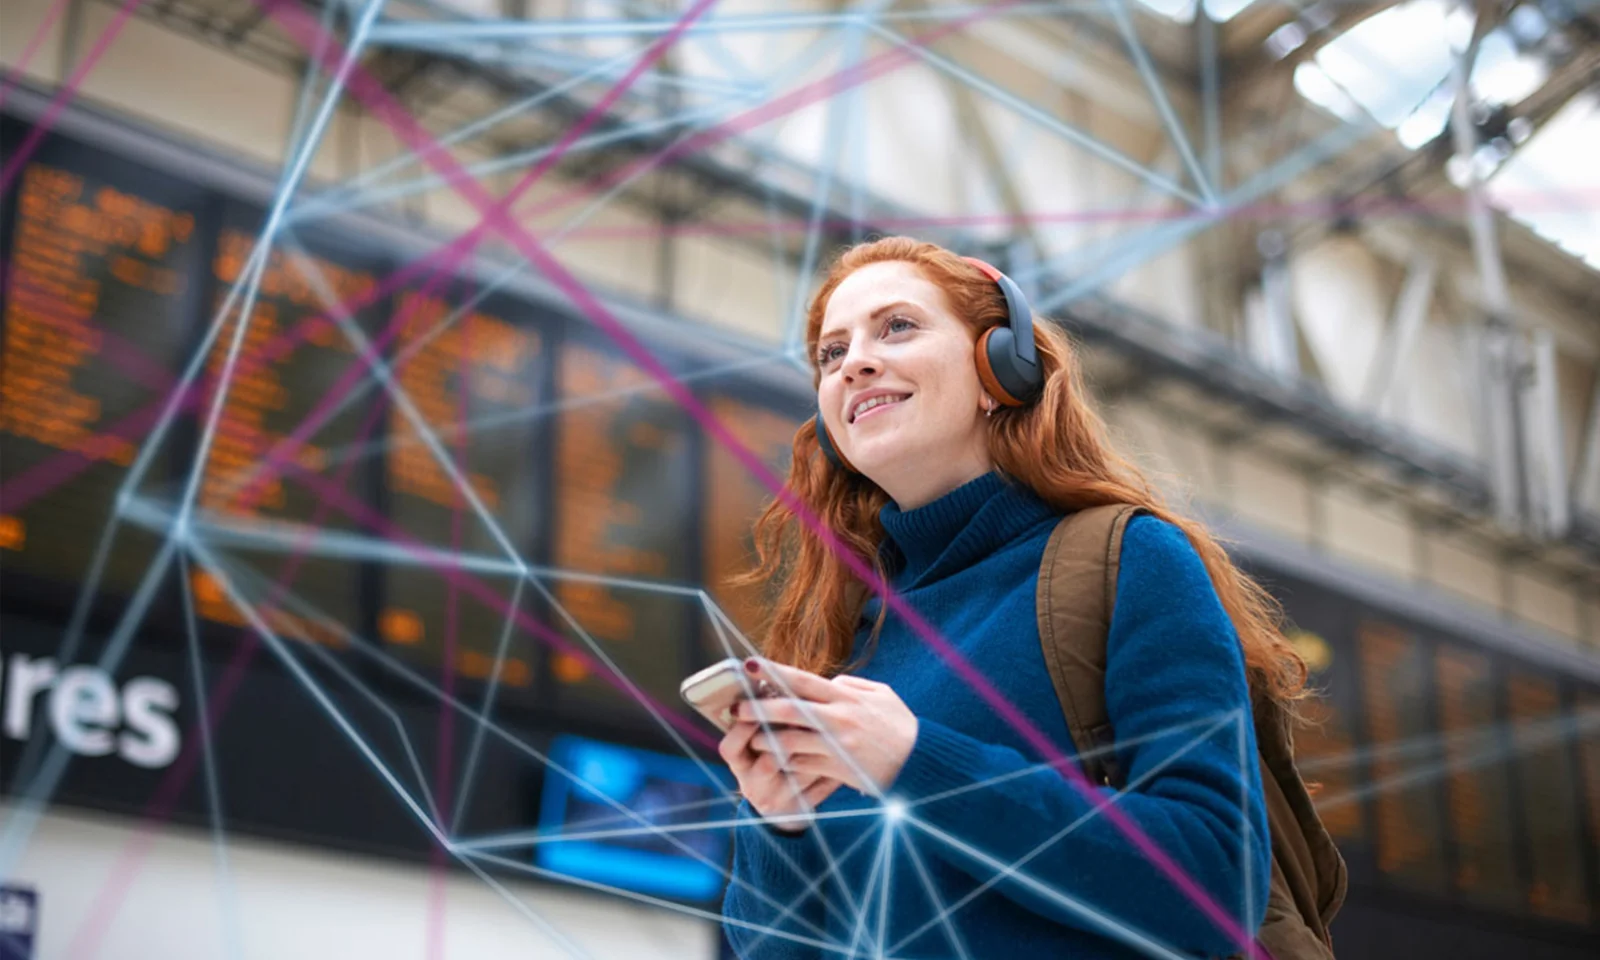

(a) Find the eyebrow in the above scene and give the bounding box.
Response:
[816,300,921,345]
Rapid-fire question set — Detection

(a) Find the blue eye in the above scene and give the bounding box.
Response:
[817,343,846,365]
[885,316,915,334]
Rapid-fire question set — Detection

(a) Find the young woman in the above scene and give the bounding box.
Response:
[717,237,1306,959]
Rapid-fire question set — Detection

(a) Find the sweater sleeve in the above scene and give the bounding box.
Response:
[721,800,831,960]
[886,516,1271,958]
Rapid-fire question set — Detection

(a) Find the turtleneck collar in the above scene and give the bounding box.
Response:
[878,471,1056,587]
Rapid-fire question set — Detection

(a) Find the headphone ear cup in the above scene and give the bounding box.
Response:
[814,412,857,473]
[976,327,1026,407]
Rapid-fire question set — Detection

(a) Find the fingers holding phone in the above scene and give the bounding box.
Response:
[719,718,839,831]
[687,658,842,830]
[733,661,919,797]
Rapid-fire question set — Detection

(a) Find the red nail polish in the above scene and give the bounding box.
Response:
[744,658,761,674]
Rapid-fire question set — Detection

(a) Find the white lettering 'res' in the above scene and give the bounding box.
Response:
[1,655,182,770]
[49,666,121,756]
[118,677,180,769]
[3,655,57,740]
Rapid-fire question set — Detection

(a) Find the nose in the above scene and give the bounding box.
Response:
[840,341,880,382]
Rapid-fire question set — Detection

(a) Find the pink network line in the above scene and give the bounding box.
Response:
[548,185,1600,243]
[11,0,1271,956]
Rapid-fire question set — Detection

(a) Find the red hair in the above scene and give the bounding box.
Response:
[737,237,1308,711]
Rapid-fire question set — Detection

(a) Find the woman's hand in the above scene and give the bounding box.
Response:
[735,660,919,797]
[719,716,840,833]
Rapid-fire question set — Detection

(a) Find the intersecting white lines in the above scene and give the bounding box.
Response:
[1,0,1515,955]
[187,542,849,942]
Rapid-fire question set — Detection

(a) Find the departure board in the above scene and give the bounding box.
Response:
[1433,646,1520,909]
[1506,672,1591,923]
[0,129,209,596]
[1357,622,1448,894]
[552,343,696,715]
[1284,628,1366,844]
[191,212,383,646]
[1265,571,1371,861]
[381,288,543,691]
[1575,692,1600,889]
[700,394,798,660]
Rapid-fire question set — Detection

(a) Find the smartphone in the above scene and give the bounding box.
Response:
[680,658,774,732]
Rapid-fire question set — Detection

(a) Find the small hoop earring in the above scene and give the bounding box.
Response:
[985,404,994,418]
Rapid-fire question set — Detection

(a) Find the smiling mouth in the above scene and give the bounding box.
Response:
[849,394,910,423]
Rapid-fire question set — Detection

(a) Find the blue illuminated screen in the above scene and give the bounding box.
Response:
[537,735,737,902]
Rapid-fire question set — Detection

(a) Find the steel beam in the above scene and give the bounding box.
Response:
[1451,23,1529,533]
[57,0,87,79]
[1026,119,1373,309]
[1056,288,1491,506]
[865,21,1205,206]
[1361,253,1437,414]
[1198,5,1221,191]
[1286,17,1600,321]
[1523,330,1571,539]
[914,0,1045,256]
[1105,0,1214,203]
[1249,230,1299,377]
[1575,373,1600,519]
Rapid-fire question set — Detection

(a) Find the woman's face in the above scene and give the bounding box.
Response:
[815,260,995,508]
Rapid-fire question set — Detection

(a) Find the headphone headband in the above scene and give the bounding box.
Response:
[964,258,1038,367]
[961,256,1004,283]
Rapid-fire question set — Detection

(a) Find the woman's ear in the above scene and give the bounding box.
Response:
[980,392,998,414]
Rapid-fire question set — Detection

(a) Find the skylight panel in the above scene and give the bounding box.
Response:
[1298,0,1551,151]
[1314,0,1459,128]
[1486,94,1600,268]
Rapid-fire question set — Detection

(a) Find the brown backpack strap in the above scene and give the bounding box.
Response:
[1035,504,1144,786]
[1254,696,1349,940]
[1037,505,1349,957]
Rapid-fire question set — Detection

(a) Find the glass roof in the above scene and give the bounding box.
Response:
[1288,0,1596,267]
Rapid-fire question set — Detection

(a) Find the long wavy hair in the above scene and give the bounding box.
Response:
[736,237,1308,712]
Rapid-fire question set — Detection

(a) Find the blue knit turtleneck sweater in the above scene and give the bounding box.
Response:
[722,472,1270,959]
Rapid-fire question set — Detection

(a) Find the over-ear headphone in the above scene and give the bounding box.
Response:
[814,256,1042,472]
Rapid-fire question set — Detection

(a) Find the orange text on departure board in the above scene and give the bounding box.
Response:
[1359,623,1438,881]
[553,347,678,646]
[387,291,537,511]
[213,229,375,309]
[0,164,192,466]
[1433,647,1518,897]
[1292,691,1364,840]
[1575,695,1600,888]
[380,607,531,686]
[1437,651,1488,861]
[189,568,346,648]
[1506,674,1590,922]
[198,232,374,517]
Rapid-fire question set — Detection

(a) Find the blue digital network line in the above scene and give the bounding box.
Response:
[11,1,1583,957]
